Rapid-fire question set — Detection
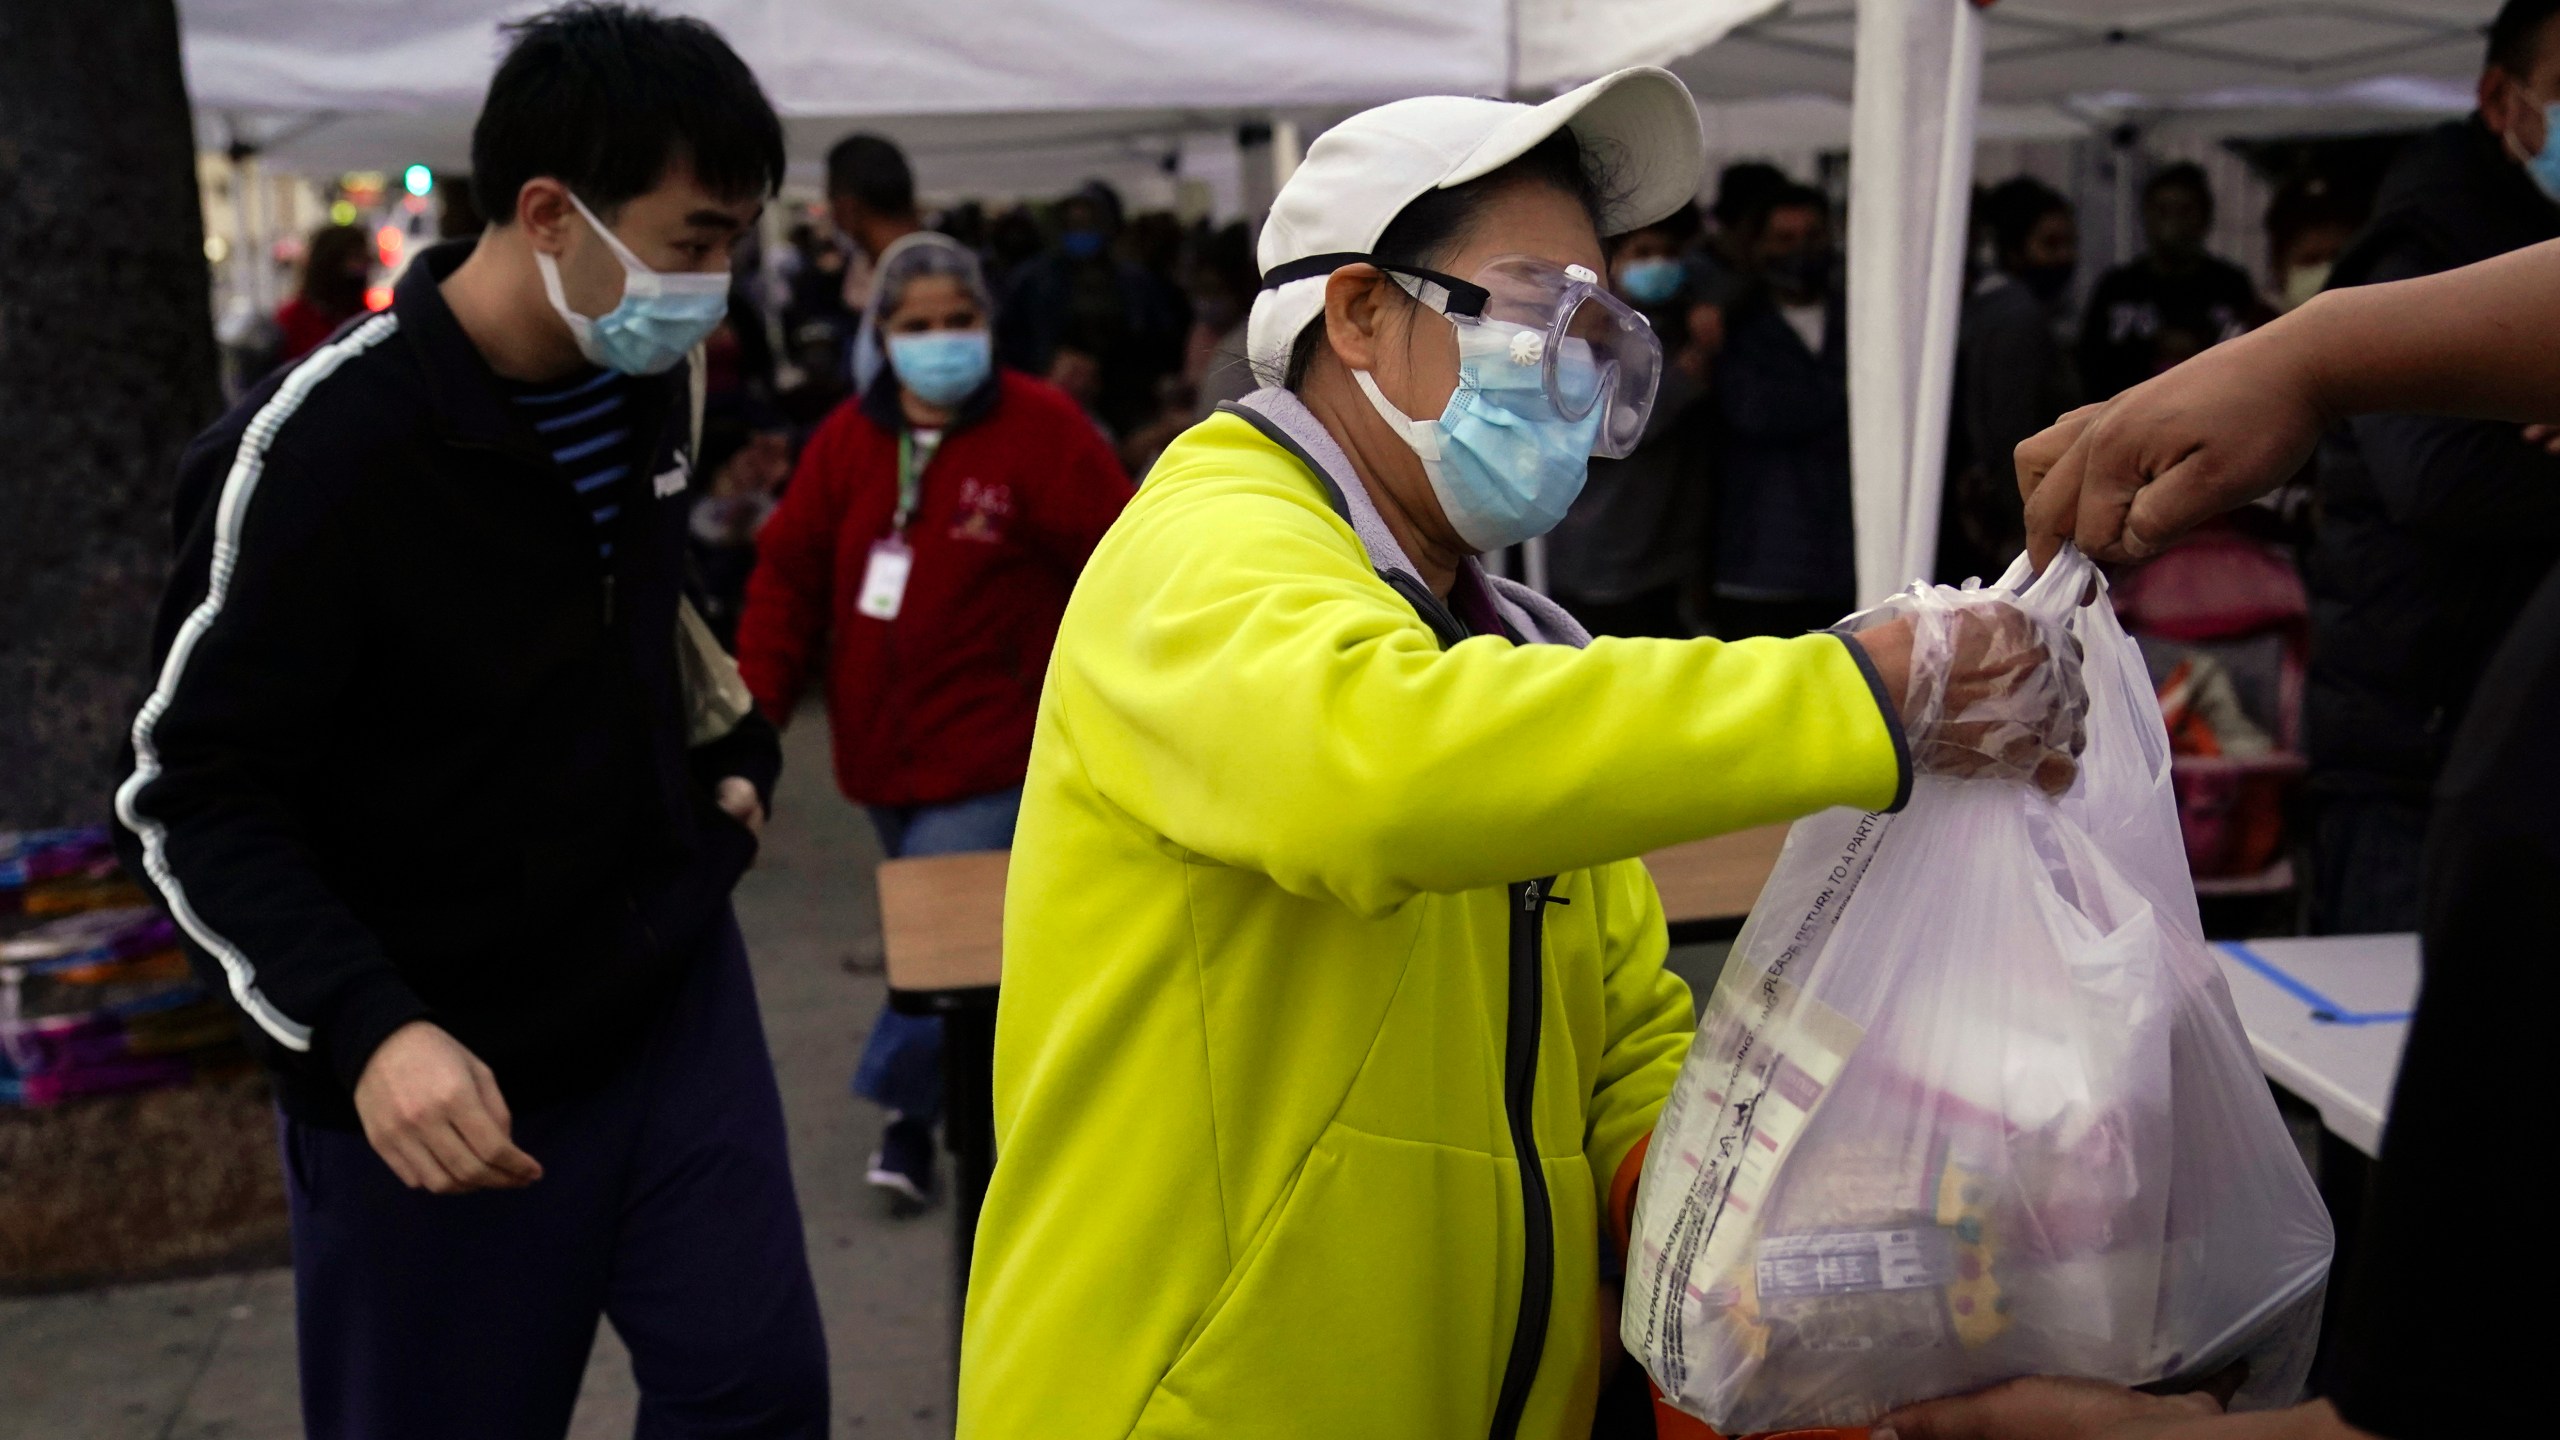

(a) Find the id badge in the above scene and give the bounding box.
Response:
[857,536,913,620]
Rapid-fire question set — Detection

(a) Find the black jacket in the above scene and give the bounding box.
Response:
[1711,291,1854,602]
[114,241,782,1126]
[2307,118,2560,798]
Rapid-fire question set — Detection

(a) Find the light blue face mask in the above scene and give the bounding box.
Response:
[1354,317,1609,552]
[536,191,732,376]
[1618,257,1686,307]
[2523,102,2560,205]
[888,329,993,407]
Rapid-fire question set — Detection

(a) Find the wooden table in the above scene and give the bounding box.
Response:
[874,825,1791,1366]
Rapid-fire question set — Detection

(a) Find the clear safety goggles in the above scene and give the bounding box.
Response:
[1263,251,1664,457]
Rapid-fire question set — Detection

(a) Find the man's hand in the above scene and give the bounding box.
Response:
[2015,320,2332,568]
[1877,1378,2371,1440]
[715,775,765,836]
[352,1021,542,1193]
[1878,1377,2222,1440]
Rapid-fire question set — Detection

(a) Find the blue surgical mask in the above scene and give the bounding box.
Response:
[887,329,993,407]
[1618,257,1685,307]
[2521,103,2560,205]
[536,191,731,376]
[1353,318,1608,552]
[1060,228,1107,260]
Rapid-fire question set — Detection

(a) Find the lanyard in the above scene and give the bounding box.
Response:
[894,429,926,533]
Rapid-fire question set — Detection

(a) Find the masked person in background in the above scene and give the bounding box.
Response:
[1945,176,2084,583]
[1711,181,1857,638]
[825,131,925,395]
[2076,163,2263,401]
[997,181,1191,440]
[1546,200,1716,638]
[2263,176,2365,315]
[2296,0,2560,935]
[274,222,374,366]
[732,233,1130,1208]
[958,69,2087,1440]
[114,8,825,1435]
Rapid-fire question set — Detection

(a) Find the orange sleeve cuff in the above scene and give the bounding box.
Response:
[1616,1133,1745,1438]
[1609,1129,1653,1258]
[1651,1388,1726,1439]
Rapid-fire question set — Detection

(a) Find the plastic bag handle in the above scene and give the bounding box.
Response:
[2009,543,2100,622]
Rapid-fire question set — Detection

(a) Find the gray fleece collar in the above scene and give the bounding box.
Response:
[1224,388,1592,651]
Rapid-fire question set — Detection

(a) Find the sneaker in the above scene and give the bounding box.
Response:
[866,1116,938,1215]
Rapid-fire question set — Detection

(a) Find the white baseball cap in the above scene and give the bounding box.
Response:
[1248,66,1704,383]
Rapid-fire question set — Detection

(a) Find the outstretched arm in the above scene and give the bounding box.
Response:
[2019,237,2560,566]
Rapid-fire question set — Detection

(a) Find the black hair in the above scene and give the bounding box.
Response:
[1711,161,1790,231]
[2491,0,2560,74]
[1761,181,1829,225]
[2142,161,2214,219]
[826,133,916,217]
[1615,199,1704,252]
[1282,128,1608,388]
[1980,175,2071,262]
[1063,180,1127,232]
[1196,220,1259,303]
[470,2,784,225]
[2263,174,2366,255]
[300,224,372,309]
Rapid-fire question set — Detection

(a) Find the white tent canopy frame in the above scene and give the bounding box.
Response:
[183,0,2499,599]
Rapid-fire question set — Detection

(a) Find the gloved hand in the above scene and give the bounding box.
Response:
[1844,588,2089,797]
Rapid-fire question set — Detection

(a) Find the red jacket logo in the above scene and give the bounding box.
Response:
[950,477,1013,544]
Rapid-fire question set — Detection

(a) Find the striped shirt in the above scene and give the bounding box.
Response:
[505,366,635,563]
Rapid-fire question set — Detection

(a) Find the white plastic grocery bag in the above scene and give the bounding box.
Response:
[1624,550,2333,1433]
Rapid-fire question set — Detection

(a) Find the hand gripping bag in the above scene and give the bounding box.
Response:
[1623,550,2333,1432]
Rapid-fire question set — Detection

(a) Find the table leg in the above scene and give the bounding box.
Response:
[939,1001,999,1394]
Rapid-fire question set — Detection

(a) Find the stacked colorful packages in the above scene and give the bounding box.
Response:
[1,828,245,1107]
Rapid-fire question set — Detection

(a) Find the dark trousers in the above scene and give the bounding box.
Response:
[2312,793,2429,935]
[281,913,829,1440]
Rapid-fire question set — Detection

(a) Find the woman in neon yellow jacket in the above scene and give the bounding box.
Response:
[959,69,2085,1440]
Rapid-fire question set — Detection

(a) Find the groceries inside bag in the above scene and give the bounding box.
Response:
[1624,551,2333,1433]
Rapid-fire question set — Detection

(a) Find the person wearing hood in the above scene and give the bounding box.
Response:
[957,70,2086,1439]
[731,231,1130,1207]
[995,180,1191,438]
[1944,176,2084,583]
[2300,0,2560,934]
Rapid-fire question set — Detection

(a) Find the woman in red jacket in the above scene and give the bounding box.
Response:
[735,231,1130,1207]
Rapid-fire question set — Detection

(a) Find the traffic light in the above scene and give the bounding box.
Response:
[403,164,434,198]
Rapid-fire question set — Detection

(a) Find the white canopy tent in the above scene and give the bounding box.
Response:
[181,0,1784,192]
[1677,1,2496,601]
[181,0,2500,598]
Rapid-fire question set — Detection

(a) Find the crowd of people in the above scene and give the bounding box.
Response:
[115,0,2560,1434]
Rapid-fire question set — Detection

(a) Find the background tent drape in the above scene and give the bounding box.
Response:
[1847,0,1984,604]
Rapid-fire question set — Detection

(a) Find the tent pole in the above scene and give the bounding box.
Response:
[1903,1,1984,588]
[1847,0,1987,605]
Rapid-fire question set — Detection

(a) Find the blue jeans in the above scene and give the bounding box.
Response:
[851,786,1023,1124]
